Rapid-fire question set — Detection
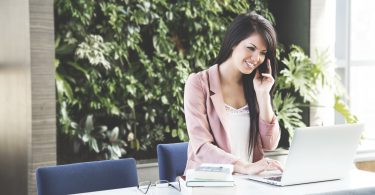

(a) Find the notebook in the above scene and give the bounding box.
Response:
[183,168,235,187]
[246,123,364,186]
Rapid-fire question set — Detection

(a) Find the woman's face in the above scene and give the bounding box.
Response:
[230,33,267,74]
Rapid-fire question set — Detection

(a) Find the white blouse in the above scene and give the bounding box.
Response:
[225,104,253,163]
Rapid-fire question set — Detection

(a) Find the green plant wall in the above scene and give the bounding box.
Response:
[55,0,276,161]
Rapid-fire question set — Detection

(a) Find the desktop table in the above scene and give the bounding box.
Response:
[74,169,375,195]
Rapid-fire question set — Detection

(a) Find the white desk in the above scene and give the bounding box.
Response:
[74,169,375,195]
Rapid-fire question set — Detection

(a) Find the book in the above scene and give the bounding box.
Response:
[182,164,235,187]
[178,175,235,195]
[193,163,233,180]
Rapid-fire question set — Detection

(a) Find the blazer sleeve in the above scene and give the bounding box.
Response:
[184,73,239,164]
[258,116,281,150]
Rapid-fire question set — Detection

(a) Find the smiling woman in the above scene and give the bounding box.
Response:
[184,12,283,176]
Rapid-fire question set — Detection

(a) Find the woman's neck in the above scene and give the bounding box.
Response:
[218,60,243,86]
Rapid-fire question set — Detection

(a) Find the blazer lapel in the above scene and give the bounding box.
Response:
[208,65,232,151]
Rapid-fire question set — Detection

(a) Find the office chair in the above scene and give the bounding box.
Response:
[36,158,138,195]
[157,142,188,182]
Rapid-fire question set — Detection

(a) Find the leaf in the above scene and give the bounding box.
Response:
[178,129,185,140]
[171,129,177,137]
[56,72,73,100]
[68,62,90,80]
[95,125,108,133]
[334,96,358,124]
[82,134,90,143]
[89,138,100,153]
[112,145,122,157]
[161,95,168,104]
[110,105,120,115]
[127,99,134,110]
[109,127,119,142]
[84,115,94,132]
[56,43,76,55]
[70,122,79,129]
[131,139,140,150]
[54,59,60,69]
[273,91,305,139]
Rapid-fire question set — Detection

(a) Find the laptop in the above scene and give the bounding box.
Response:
[246,123,364,186]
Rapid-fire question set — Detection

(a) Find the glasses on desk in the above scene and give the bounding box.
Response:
[137,179,181,194]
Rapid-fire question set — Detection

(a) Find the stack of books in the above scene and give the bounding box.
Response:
[180,163,235,187]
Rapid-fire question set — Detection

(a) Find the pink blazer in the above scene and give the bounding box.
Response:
[184,64,280,170]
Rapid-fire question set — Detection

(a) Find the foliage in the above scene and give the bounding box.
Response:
[273,91,305,139]
[55,0,256,160]
[334,97,358,124]
[275,45,358,140]
[55,0,357,160]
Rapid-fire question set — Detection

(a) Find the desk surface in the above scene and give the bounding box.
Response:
[74,169,375,195]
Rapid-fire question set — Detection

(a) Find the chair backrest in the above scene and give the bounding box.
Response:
[36,158,138,195]
[157,142,188,182]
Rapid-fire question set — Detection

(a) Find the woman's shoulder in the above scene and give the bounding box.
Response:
[186,64,217,85]
[185,65,217,94]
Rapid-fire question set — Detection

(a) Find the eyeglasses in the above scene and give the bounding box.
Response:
[137,179,181,194]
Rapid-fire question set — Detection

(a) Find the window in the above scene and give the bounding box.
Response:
[336,0,375,140]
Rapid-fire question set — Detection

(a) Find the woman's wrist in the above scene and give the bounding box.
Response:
[256,93,274,123]
[256,92,271,103]
[234,160,249,174]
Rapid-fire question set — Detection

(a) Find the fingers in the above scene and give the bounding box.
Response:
[269,160,284,172]
[260,73,275,84]
[261,73,274,80]
[263,158,284,173]
[241,158,284,175]
[267,59,272,74]
[255,68,261,78]
[246,159,268,175]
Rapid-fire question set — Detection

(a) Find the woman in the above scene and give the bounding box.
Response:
[184,12,283,175]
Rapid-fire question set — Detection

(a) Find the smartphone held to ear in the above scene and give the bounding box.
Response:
[258,58,268,74]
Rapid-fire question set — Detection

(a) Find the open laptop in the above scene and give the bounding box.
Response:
[246,123,364,186]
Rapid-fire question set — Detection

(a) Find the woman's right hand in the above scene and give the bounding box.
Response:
[234,158,284,175]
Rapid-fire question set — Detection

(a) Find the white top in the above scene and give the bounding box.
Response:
[224,104,253,163]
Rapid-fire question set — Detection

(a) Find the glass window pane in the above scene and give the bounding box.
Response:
[350,65,375,139]
[350,0,375,61]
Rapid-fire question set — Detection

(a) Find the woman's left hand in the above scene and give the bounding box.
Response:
[253,59,274,95]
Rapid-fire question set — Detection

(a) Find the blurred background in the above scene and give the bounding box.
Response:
[1,0,374,194]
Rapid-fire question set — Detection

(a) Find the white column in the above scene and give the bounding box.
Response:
[309,0,337,126]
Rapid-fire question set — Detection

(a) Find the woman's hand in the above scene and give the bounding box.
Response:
[234,158,284,175]
[253,59,274,96]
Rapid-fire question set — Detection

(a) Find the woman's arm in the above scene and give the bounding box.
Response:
[257,93,274,123]
[258,108,280,150]
[254,61,280,150]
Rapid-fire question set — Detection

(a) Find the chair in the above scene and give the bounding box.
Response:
[157,142,188,182]
[36,158,138,195]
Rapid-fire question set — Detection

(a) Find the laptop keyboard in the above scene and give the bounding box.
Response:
[267,176,282,182]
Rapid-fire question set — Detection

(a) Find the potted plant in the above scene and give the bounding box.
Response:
[274,45,358,147]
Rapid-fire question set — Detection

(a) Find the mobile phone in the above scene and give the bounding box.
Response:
[258,57,268,74]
